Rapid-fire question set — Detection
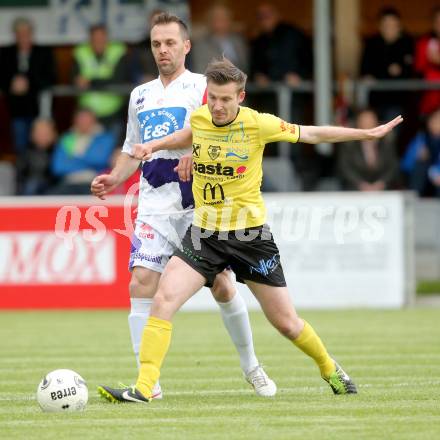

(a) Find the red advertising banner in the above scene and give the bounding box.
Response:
[0,196,135,309]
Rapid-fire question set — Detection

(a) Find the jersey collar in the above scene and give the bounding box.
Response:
[212,107,241,127]
[158,69,189,89]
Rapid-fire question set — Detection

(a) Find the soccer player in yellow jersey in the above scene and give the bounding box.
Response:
[98,58,402,403]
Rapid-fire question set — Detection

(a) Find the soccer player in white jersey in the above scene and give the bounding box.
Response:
[91,13,275,398]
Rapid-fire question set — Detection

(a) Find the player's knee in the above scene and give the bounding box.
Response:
[128,277,141,297]
[153,287,176,309]
[274,317,302,339]
[151,287,178,320]
[129,269,157,298]
[210,271,235,302]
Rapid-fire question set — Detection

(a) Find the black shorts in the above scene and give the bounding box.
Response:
[173,224,286,288]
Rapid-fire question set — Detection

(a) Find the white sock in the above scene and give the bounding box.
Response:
[128,298,152,369]
[217,292,259,375]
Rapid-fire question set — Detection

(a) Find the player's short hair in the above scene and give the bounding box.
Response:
[204,57,247,92]
[151,12,189,40]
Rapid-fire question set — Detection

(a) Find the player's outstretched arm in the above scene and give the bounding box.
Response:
[299,115,403,144]
[91,152,140,200]
[132,127,193,161]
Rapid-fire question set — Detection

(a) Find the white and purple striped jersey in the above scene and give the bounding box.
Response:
[122,70,206,231]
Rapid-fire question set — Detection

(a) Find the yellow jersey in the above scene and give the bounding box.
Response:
[190,105,300,231]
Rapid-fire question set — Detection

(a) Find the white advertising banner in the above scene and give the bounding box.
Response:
[182,192,415,311]
[0,193,414,309]
[0,0,189,45]
[0,232,115,285]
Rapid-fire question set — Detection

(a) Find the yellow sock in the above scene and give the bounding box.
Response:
[292,321,335,379]
[135,316,172,398]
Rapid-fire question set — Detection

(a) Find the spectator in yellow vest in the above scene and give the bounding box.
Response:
[72,24,129,142]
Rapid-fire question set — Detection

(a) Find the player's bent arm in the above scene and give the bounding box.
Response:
[110,151,141,184]
[298,115,403,144]
[151,126,193,153]
[132,127,193,160]
[91,152,141,199]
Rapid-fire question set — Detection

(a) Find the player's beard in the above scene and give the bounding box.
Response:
[157,59,178,77]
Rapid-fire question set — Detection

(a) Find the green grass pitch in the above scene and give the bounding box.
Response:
[1,309,439,440]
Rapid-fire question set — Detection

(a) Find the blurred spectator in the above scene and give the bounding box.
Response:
[428,155,440,197]
[0,17,55,155]
[192,4,248,74]
[130,9,163,84]
[48,108,115,195]
[415,8,440,115]
[17,118,57,195]
[338,109,399,191]
[401,108,440,197]
[0,161,16,195]
[250,3,311,86]
[248,3,312,184]
[360,7,413,120]
[295,144,336,192]
[72,24,129,141]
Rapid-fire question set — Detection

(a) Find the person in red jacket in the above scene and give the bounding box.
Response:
[414,7,440,115]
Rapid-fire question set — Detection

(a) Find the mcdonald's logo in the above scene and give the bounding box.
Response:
[203,183,225,201]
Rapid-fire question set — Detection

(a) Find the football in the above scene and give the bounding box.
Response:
[36,369,88,412]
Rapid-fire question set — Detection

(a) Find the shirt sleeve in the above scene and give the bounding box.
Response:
[183,75,206,129]
[258,112,300,145]
[121,91,141,155]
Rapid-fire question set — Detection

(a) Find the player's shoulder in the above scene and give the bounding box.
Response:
[129,78,160,101]
[239,106,262,123]
[182,70,206,85]
[180,70,207,95]
[191,103,210,116]
[190,104,210,122]
[245,107,281,124]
